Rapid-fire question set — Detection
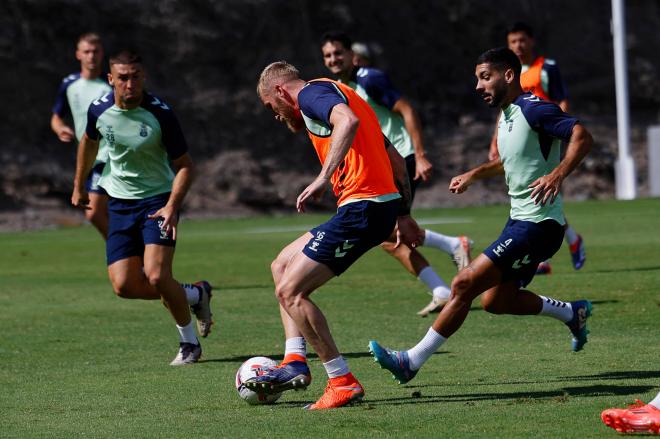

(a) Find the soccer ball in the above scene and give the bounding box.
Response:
[235,356,282,405]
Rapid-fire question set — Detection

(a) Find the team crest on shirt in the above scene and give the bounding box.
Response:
[105,126,115,144]
[139,123,148,137]
[506,119,514,132]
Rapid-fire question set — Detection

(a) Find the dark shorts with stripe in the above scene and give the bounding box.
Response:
[106,192,176,265]
[86,162,108,195]
[302,199,399,276]
[484,217,564,287]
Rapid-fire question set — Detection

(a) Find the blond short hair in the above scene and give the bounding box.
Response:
[257,61,299,98]
[77,32,102,47]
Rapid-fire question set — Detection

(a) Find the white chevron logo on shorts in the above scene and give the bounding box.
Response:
[335,241,354,258]
[512,255,531,269]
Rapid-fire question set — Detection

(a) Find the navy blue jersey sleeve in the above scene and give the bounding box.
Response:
[298,81,346,125]
[520,96,577,142]
[144,93,188,160]
[52,75,75,117]
[85,93,112,140]
[356,68,402,110]
[543,60,568,103]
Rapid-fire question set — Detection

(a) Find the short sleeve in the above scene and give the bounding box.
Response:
[159,110,188,160]
[298,82,346,125]
[52,79,71,117]
[85,102,101,140]
[543,60,569,103]
[357,68,402,110]
[521,97,577,142]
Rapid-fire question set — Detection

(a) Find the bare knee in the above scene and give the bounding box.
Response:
[450,270,476,304]
[481,295,507,314]
[275,280,303,310]
[271,257,287,285]
[110,277,132,298]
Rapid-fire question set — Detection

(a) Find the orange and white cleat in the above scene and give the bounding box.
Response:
[304,373,364,410]
[601,400,660,434]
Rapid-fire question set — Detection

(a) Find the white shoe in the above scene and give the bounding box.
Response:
[170,342,202,366]
[191,281,214,337]
[452,236,473,270]
[417,296,449,317]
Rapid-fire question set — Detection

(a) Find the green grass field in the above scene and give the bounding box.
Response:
[1,199,659,438]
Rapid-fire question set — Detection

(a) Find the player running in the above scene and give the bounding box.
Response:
[321,31,472,317]
[51,33,112,239]
[245,61,421,409]
[369,47,593,384]
[489,22,586,275]
[71,50,213,366]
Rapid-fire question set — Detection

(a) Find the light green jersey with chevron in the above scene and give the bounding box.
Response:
[497,93,578,225]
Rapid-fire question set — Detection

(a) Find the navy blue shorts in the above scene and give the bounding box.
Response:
[106,192,176,265]
[86,162,108,195]
[302,199,399,276]
[405,154,420,201]
[484,217,564,287]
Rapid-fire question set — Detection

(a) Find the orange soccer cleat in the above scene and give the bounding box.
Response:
[601,400,660,434]
[304,373,364,410]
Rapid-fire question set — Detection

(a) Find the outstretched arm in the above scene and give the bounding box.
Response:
[449,158,504,195]
[148,152,195,240]
[71,133,99,209]
[528,123,592,205]
[385,140,422,247]
[51,113,75,143]
[392,97,433,182]
[296,103,358,212]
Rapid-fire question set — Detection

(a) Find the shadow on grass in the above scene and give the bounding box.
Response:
[364,384,657,407]
[202,350,448,364]
[405,369,660,390]
[589,265,660,274]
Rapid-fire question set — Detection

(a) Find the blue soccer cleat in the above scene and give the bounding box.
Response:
[243,360,311,395]
[565,300,592,352]
[569,235,586,270]
[368,340,417,384]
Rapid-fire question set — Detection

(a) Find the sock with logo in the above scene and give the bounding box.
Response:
[538,296,573,322]
[421,229,460,255]
[418,266,451,300]
[323,356,350,378]
[176,321,199,345]
[407,327,447,371]
[181,283,200,306]
[282,337,307,365]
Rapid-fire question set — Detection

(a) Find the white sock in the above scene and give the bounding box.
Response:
[649,391,660,409]
[565,225,579,246]
[538,296,573,322]
[176,321,198,344]
[181,283,200,306]
[407,327,447,371]
[422,229,460,255]
[284,337,307,359]
[418,266,451,300]
[323,356,350,378]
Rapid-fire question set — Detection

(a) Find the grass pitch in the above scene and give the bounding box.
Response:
[1,199,659,438]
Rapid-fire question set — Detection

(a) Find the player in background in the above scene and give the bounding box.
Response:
[602,391,660,434]
[351,41,372,67]
[245,61,421,409]
[321,31,473,317]
[71,50,213,366]
[369,47,593,385]
[488,22,586,275]
[51,33,112,239]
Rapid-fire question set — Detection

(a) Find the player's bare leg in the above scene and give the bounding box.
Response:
[85,192,109,240]
[381,229,452,317]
